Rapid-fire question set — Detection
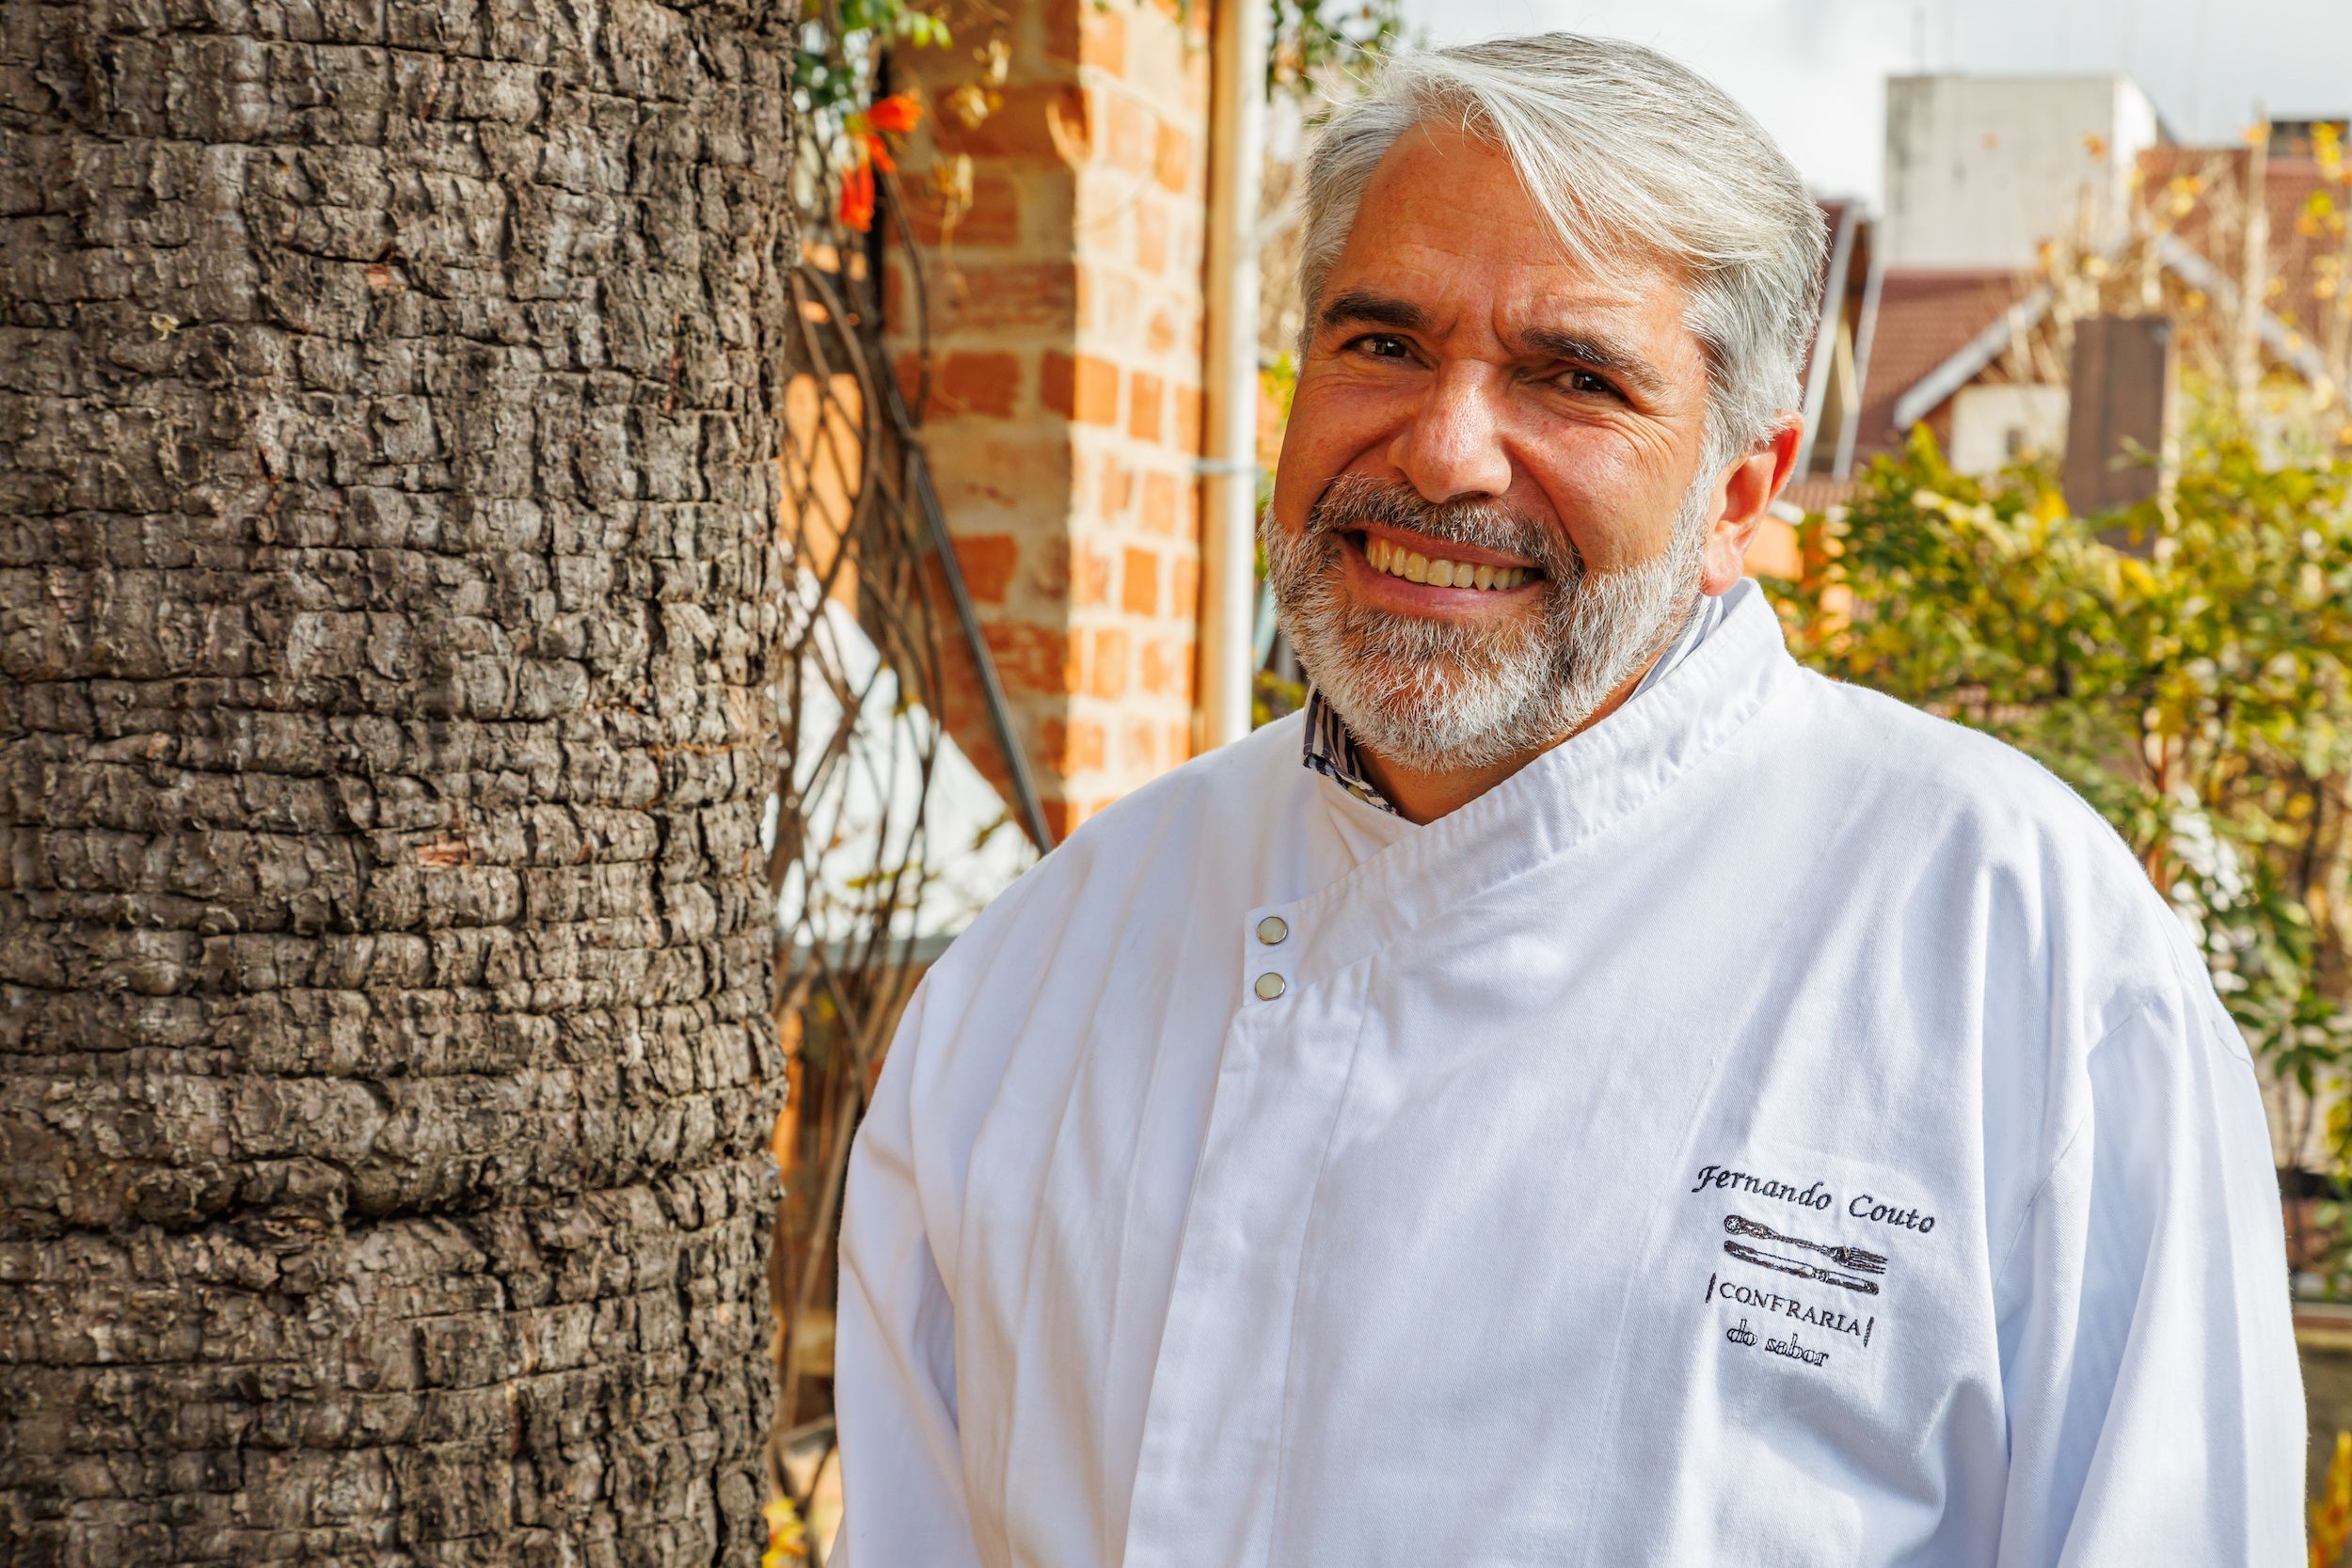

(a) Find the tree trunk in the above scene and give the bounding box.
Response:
[0,0,792,1560]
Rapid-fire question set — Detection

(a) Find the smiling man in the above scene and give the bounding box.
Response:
[834,34,2303,1566]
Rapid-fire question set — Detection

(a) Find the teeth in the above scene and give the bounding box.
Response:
[1363,536,1531,592]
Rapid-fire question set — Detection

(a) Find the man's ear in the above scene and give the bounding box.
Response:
[1699,417,1804,595]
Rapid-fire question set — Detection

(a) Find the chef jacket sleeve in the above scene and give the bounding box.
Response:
[1991,977,2306,1565]
[832,979,985,1568]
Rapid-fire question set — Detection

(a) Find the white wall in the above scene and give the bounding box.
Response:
[1884,74,2161,268]
[1948,383,2072,475]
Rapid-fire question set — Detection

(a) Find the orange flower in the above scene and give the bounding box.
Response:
[838,158,875,232]
[837,92,923,233]
[861,91,922,135]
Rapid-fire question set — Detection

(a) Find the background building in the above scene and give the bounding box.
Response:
[1883,74,2163,268]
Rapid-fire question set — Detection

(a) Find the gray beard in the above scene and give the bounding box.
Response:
[1261,472,1714,773]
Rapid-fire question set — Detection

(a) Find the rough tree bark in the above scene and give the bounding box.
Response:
[0,0,792,1560]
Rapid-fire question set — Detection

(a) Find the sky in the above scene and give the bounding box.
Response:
[1397,0,2352,206]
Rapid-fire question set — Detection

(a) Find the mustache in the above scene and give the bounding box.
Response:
[1303,473,1583,580]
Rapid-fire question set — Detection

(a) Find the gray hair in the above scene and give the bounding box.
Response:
[1297,33,1828,465]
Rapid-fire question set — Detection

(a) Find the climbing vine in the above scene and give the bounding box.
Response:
[765,6,1414,1560]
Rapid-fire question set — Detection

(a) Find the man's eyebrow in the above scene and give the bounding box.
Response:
[1518,325,1672,399]
[1316,289,1432,335]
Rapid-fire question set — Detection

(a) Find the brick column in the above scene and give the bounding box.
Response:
[894,0,1213,839]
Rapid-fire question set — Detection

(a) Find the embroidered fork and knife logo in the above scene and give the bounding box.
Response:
[1722,1213,1886,1295]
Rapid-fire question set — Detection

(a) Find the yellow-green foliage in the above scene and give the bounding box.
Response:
[1772,424,2352,1087]
[2314,1430,2352,1568]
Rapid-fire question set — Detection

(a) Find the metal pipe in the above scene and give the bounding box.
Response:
[1196,0,1269,751]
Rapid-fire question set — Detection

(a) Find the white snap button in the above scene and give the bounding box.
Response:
[1255,915,1288,945]
[1253,972,1287,1002]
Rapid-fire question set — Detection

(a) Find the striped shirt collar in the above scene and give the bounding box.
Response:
[1300,587,1737,816]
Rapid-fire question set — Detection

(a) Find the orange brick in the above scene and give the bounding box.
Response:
[936,82,1091,165]
[951,532,1020,605]
[1166,720,1192,764]
[1153,119,1191,193]
[920,432,1070,515]
[1073,542,1114,607]
[1128,371,1164,442]
[1171,555,1198,622]
[1122,720,1159,771]
[1080,4,1125,71]
[1139,636,1173,695]
[903,167,1023,247]
[1076,262,1137,338]
[1038,533,1078,603]
[934,351,1022,419]
[933,641,1013,787]
[1147,309,1178,356]
[1041,798,1078,842]
[1140,469,1177,535]
[1032,3,1075,63]
[1089,626,1130,699]
[1136,198,1169,275]
[1041,1,1124,71]
[1096,88,1151,174]
[1172,385,1202,452]
[1121,545,1159,616]
[1041,717,1107,774]
[1009,166,1078,249]
[934,261,1076,335]
[1176,477,1200,542]
[1097,454,1134,519]
[986,619,1083,696]
[1120,5,1200,110]
[1041,350,1120,426]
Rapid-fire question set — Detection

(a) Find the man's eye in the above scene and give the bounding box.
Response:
[1559,368,1620,399]
[1351,334,1412,359]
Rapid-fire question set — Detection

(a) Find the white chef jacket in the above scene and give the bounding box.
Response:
[834,581,2304,1567]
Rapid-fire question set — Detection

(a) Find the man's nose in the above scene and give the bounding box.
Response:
[1385,363,1514,504]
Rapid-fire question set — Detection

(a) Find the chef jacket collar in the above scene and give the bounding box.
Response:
[1254,580,1797,1005]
